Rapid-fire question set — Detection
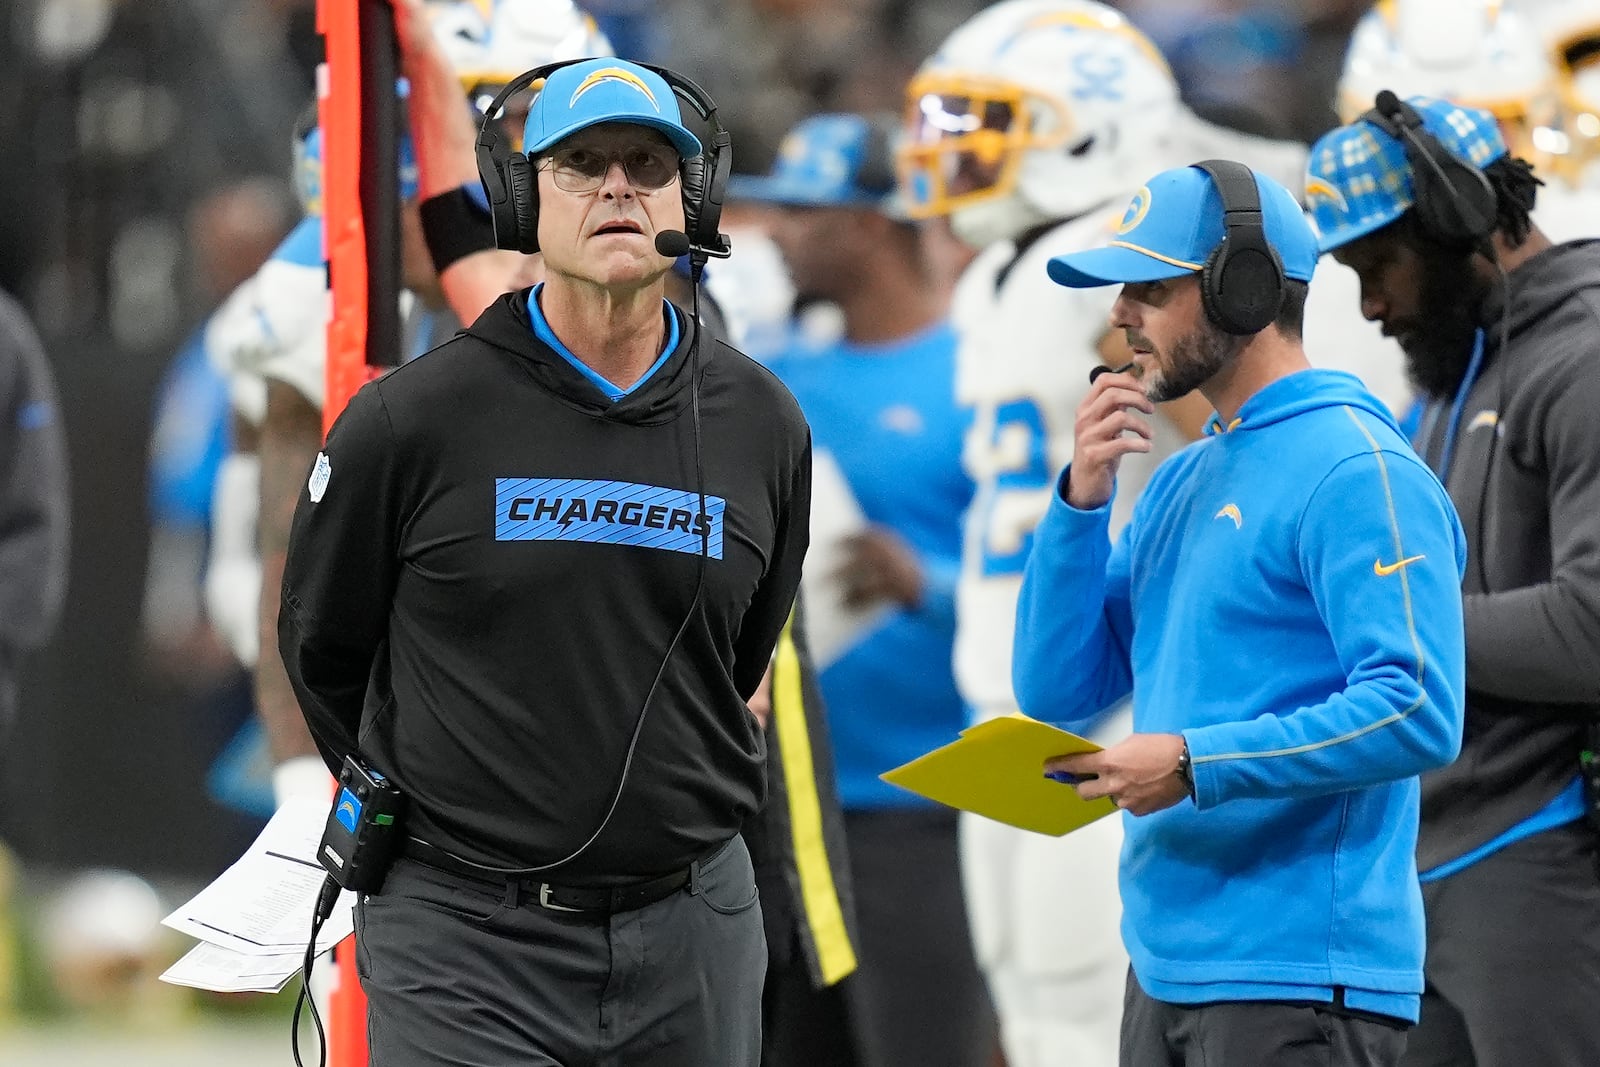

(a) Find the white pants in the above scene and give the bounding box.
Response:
[959,723,1130,1066]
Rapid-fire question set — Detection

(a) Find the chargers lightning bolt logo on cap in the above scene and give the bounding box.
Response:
[1117,185,1152,235]
[1303,176,1349,215]
[570,68,660,111]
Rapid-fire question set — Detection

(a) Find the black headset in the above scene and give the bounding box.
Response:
[852,113,901,202]
[474,59,732,260]
[1193,158,1287,336]
[1361,90,1497,248]
[1362,91,1507,595]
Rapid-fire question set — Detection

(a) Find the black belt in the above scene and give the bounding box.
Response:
[400,836,693,915]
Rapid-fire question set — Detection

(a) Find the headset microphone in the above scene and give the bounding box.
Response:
[1088,361,1136,385]
[655,230,692,258]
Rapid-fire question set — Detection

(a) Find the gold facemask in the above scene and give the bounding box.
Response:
[896,72,1071,220]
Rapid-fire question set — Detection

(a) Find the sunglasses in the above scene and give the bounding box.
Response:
[537,144,681,193]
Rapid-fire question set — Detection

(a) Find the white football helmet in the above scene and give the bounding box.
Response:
[425,0,611,151]
[429,0,613,89]
[1519,0,1600,187]
[1337,0,1564,175]
[427,0,614,149]
[898,0,1181,249]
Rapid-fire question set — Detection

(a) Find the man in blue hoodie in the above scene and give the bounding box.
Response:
[1011,160,1467,1066]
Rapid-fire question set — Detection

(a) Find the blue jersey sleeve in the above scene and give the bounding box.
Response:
[1013,469,1135,729]
[1184,447,1467,808]
[917,555,959,630]
[148,332,232,529]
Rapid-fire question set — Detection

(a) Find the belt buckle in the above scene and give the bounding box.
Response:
[537,883,586,913]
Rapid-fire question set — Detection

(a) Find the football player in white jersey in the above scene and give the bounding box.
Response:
[896,3,1321,1062]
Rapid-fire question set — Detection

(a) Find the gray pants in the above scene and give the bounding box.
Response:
[842,807,997,1067]
[355,836,766,1066]
[1403,821,1600,1067]
[761,808,998,1067]
[1122,971,1408,1067]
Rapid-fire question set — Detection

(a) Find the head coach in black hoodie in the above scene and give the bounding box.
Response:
[1308,94,1600,1067]
[278,57,811,1066]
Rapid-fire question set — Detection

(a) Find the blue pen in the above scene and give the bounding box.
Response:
[1045,770,1095,786]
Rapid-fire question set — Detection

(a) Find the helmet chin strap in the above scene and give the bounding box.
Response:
[950,193,1052,249]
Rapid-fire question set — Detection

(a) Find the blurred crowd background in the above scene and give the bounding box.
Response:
[0,0,1390,1054]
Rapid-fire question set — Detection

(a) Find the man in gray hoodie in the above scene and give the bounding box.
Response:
[1308,93,1600,1067]
[0,288,69,739]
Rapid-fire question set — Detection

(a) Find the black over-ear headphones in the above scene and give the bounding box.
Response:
[1361,90,1497,248]
[853,113,901,201]
[1194,158,1286,336]
[474,60,733,260]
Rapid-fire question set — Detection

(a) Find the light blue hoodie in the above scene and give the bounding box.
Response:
[1014,369,1466,1022]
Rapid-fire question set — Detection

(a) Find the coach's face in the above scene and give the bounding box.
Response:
[1110,273,1242,404]
[1331,223,1487,401]
[535,122,686,291]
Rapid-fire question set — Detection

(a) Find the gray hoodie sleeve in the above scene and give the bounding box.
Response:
[1462,341,1600,705]
[0,290,70,651]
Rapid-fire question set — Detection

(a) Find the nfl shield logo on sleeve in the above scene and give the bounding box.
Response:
[308,452,331,503]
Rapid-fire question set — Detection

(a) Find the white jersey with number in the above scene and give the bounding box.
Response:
[950,206,1188,723]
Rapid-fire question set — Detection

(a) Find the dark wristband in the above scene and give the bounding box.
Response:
[1176,741,1196,799]
[418,186,497,273]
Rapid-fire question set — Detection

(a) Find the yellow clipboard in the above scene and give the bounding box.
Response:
[879,714,1117,836]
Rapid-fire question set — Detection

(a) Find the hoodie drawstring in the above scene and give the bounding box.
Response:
[1436,328,1485,482]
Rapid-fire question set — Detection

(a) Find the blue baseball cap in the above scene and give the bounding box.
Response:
[1306,95,1506,254]
[522,58,702,159]
[1046,164,1318,289]
[727,113,901,214]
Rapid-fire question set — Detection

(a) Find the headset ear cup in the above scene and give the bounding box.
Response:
[1415,154,1497,245]
[1365,96,1498,246]
[1409,158,1455,242]
[1200,240,1234,333]
[506,154,540,254]
[1202,235,1286,336]
[680,154,707,248]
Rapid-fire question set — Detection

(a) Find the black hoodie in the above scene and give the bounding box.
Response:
[1411,239,1600,871]
[279,290,811,884]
